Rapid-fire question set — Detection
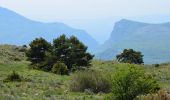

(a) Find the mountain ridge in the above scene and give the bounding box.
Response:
[96,19,170,64]
[0,7,98,51]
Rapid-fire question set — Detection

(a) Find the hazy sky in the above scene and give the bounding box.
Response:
[1,0,170,21]
[1,0,170,43]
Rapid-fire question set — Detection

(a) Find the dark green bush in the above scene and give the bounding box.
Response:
[4,71,21,82]
[70,70,112,93]
[4,71,31,82]
[52,62,68,75]
[111,64,159,100]
[116,49,144,64]
[26,35,94,73]
[154,64,160,67]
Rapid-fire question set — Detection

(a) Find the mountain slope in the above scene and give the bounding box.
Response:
[96,19,170,64]
[0,7,98,51]
[0,45,25,64]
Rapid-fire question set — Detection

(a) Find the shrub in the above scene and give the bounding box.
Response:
[4,71,21,82]
[3,71,31,82]
[111,65,159,100]
[154,64,160,67]
[135,90,170,100]
[70,70,112,93]
[52,62,68,75]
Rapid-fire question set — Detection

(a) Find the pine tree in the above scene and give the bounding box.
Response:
[116,49,143,64]
[26,37,51,66]
[53,35,94,69]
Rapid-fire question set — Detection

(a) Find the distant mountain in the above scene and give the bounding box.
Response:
[0,7,98,51]
[62,15,170,44]
[96,19,170,64]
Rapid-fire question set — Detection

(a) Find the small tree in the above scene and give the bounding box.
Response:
[26,38,51,69]
[116,49,144,64]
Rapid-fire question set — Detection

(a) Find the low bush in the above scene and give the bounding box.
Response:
[136,90,170,100]
[4,71,31,82]
[111,64,160,100]
[154,64,160,67]
[52,62,69,75]
[70,70,112,93]
[4,71,21,82]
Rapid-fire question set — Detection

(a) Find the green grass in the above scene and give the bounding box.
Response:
[144,64,170,90]
[1,60,170,99]
[0,61,104,100]
[91,60,170,90]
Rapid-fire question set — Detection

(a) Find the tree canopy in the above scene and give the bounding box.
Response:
[26,35,94,74]
[116,49,144,64]
[26,38,51,64]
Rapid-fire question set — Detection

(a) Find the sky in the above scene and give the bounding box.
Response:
[1,0,170,43]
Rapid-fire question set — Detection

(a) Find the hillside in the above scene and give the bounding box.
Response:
[0,7,98,52]
[0,45,25,64]
[0,60,170,99]
[0,44,170,99]
[96,19,170,64]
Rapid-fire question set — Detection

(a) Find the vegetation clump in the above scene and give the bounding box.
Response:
[110,65,159,100]
[70,70,112,93]
[154,64,160,67]
[116,49,144,64]
[26,35,93,74]
[4,71,31,82]
[4,71,21,82]
[52,62,68,75]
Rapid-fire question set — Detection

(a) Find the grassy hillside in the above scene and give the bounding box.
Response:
[0,45,25,64]
[144,63,170,89]
[0,61,105,100]
[0,60,170,99]
[0,45,170,99]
